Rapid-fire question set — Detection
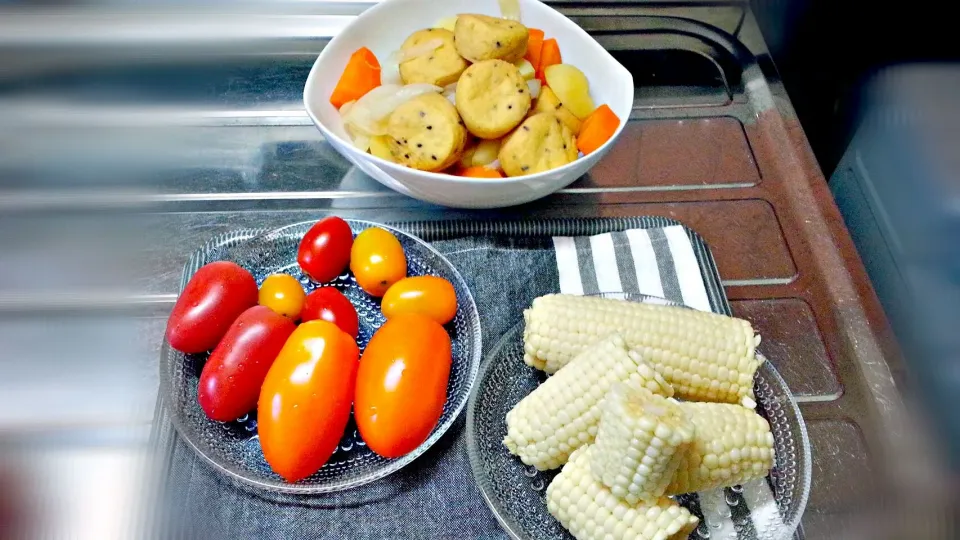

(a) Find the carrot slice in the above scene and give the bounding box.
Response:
[525,29,545,72]
[459,166,504,178]
[577,105,621,155]
[536,38,561,83]
[330,47,382,109]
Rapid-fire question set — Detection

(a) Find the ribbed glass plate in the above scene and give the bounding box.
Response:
[159,219,482,494]
[466,292,810,540]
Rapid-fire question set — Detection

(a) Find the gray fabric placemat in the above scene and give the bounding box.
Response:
[150,217,728,540]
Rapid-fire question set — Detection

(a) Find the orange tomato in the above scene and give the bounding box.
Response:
[355,314,452,458]
[258,273,306,319]
[257,320,359,483]
[381,276,458,325]
[350,227,407,297]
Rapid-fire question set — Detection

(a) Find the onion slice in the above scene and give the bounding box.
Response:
[527,79,541,99]
[389,38,444,64]
[498,0,521,21]
[442,82,458,106]
[349,131,372,152]
[483,159,502,171]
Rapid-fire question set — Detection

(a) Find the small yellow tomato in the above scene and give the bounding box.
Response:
[258,273,306,319]
[350,227,407,297]
[381,276,458,324]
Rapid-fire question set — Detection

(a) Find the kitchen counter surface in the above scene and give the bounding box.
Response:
[0,2,939,538]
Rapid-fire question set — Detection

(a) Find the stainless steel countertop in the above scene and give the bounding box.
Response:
[0,2,944,539]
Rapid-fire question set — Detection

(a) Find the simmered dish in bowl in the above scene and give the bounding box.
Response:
[328,3,623,179]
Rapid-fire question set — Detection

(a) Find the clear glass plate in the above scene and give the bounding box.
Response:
[466,292,811,540]
[159,219,482,494]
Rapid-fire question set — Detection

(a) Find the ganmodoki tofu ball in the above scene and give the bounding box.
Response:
[386,93,468,172]
[499,113,578,177]
[455,59,531,139]
[454,14,528,63]
[399,28,468,87]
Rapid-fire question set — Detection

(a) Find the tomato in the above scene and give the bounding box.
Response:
[355,314,451,458]
[166,261,258,353]
[197,306,295,422]
[381,276,458,324]
[297,217,354,283]
[301,287,359,338]
[350,227,407,297]
[258,320,359,483]
[258,273,306,320]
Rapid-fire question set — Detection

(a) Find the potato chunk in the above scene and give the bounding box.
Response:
[543,64,596,119]
[532,86,582,135]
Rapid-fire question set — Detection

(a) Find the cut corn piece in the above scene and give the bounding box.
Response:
[547,445,700,540]
[665,401,775,496]
[590,382,695,504]
[523,294,763,404]
[504,334,673,470]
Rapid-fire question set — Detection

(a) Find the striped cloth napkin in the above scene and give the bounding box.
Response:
[551,225,785,540]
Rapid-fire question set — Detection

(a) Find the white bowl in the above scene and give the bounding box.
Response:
[303,0,634,209]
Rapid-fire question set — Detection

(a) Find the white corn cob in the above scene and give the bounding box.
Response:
[504,334,673,470]
[665,401,776,496]
[547,445,700,540]
[590,382,695,504]
[523,294,763,405]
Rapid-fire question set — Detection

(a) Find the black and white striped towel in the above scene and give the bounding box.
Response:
[552,225,784,540]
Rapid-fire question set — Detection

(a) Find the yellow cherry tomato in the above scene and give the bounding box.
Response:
[258,273,306,319]
[350,227,407,297]
[381,276,458,324]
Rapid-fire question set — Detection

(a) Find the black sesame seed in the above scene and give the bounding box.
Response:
[419,111,426,118]
[427,125,433,130]
[507,105,512,109]
[496,41,501,47]
[518,89,524,94]
[521,165,529,171]
[563,144,567,149]
[431,155,438,160]
[556,103,562,110]
[523,125,530,131]
[404,154,410,159]
[417,143,423,148]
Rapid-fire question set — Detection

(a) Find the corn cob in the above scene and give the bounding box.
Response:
[665,401,775,496]
[523,294,763,405]
[504,334,673,470]
[547,445,700,540]
[590,382,695,504]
